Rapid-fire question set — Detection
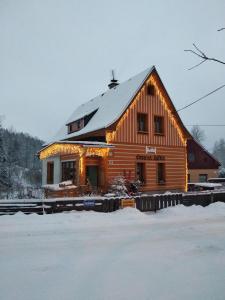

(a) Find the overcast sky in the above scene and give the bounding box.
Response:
[0,0,225,149]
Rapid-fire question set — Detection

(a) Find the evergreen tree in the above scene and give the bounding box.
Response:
[0,122,10,187]
[0,123,44,196]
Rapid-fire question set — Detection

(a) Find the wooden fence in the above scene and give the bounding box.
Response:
[0,191,225,215]
[135,194,182,212]
[0,198,120,215]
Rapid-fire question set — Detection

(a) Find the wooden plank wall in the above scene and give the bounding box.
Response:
[107,144,186,191]
[113,74,185,147]
[107,73,187,192]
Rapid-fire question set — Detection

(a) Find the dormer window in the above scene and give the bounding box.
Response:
[67,109,98,134]
[67,118,84,134]
[77,120,81,129]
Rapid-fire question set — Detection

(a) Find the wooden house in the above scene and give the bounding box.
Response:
[187,139,220,182]
[39,67,191,194]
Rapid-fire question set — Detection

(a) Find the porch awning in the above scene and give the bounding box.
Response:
[38,141,114,160]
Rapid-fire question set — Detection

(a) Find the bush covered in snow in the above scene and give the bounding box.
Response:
[109,176,128,196]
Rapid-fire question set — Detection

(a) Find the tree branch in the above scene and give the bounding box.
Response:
[184,43,225,70]
[187,59,206,71]
[217,28,225,31]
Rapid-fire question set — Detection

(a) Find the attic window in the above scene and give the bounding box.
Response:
[67,109,98,134]
[67,118,84,133]
[147,84,155,96]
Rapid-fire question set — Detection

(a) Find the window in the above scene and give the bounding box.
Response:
[154,116,164,135]
[68,124,73,133]
[147,84,155,96]
[136,162,146,184]
[199,174,208,182]
[47,162,54,184]
[67,109,98,134]
[67,119,84,134]
[188,174,190,183]
[77,120,81,129]
[61,161,76,183]
[188,152,195,162]
[137,113,148,132]
[157,163,166,184]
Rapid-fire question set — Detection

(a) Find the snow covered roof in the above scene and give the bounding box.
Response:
[39,141,114,154]
[192,182,222,188]
[49,66,155,143]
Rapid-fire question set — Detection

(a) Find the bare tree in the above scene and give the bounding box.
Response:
[191,125,205,144]
[184,43,225,70]
[213,138,225,168]
[185,28,225,70]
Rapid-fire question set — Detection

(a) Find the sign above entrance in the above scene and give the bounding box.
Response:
[146,146,156,154]
[136,155,165,161]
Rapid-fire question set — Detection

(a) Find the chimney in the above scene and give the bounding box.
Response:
[108,70,119,89]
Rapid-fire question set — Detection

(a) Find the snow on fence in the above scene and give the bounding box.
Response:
[0,192,225,215]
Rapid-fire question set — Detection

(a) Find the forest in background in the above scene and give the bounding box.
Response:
[0,123,44,198]
[0,122,225,199]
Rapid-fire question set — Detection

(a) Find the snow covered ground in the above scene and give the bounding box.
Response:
[0,203,225,300]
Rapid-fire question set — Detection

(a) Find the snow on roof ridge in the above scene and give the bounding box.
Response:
[49,66,154,143]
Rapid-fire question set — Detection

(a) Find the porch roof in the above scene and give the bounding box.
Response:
[41,140,114,151]
[38,141,114,160]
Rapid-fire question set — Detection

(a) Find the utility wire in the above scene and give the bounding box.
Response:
[185,124,225,127]
[177,84,225,112]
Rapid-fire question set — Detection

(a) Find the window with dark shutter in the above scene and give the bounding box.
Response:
[47,162,54,184]
[157,163,166,184]
[154,116,164,135]
[137,113,148,133]
[136,162,146,184]
[61,161,76,183]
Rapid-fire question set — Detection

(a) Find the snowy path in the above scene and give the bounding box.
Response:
[0,204,225,300]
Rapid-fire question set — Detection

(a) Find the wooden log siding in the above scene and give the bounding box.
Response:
[113,74,185,147]
[107,144,186,192]
[105,73,187,192]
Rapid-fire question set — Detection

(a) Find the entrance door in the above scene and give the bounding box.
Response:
[86,166,98,187]
[47,162,54,184]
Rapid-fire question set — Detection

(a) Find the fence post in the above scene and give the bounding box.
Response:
[154,197,157,212]
[210,192,214,204]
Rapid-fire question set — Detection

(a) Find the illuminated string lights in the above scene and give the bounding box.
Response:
[39,144,81,160]
[39,143,110,160]
[150,76,186,146]
[79,155,85,178]
[184,149,188,192]
[86,148,109,157]
[111,75,186,147]
[106,131,116,143]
